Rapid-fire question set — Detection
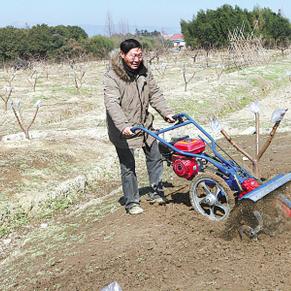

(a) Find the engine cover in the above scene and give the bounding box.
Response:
[172,155,199,180]
[174,138,205,154]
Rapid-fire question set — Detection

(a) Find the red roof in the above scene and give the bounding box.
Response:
[169,33,184,41]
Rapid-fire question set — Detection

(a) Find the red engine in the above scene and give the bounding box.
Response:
[172,138,205,180]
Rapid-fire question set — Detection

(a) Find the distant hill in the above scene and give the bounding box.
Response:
[0,22,180,36]
[79,24,180,36]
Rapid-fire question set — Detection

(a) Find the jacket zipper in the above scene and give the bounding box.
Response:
[135,78,144,124]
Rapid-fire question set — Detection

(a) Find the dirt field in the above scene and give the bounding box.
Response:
[0,132,290,291]
[0,51,291,290]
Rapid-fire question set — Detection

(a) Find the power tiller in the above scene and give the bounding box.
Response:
[132,113,291,236]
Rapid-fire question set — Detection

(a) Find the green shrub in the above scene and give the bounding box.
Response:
[86,35,114,59]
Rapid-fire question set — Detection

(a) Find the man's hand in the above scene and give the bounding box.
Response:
[122,126,134,137]
[165,114,176,123]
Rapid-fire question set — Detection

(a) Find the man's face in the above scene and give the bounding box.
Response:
[121,47,143,70]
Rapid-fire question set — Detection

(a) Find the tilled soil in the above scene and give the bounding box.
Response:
[0,133,291,291]
[10,194,291,291]
[225,189,291,239]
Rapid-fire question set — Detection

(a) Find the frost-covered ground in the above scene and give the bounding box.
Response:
[0,50,290,229]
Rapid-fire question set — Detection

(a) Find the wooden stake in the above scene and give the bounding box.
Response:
[220,128,258,178]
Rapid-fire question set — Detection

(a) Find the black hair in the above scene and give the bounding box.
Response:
[120,39,142,54]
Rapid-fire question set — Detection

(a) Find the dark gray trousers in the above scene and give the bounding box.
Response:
[115,140,163,209]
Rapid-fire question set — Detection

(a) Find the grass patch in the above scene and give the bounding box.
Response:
[0,207,29,237]
[169,98,206,117]
[38,196,75,219]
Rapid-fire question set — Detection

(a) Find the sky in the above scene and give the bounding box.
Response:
[0,0,290,35]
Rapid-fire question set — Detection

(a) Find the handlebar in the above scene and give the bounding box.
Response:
[131,113,215,144]
[131,112,224,163]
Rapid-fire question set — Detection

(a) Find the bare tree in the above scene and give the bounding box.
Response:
[191,51,199,63]
[10,100,42,139]
[182,64,196,92]
[27,69,39,92]
[1,66,17,110]
[105,11,115,37]
[39,59,50,80]
[148,51,160,65]
[277,38,289,56]
[151,63,168,79]
[0,86,13,111]
[214,62,226,80]
[146,35,171,65]
[70,61,86,93]
[204,48,212,68]
[3,65,17,87]
[118,18,129,35]
[185,49,200,63]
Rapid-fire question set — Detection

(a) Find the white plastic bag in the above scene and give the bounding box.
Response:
[210,117,221,132]
[101,281,122,291]
[271,108,287,123]
[249,100,260,114]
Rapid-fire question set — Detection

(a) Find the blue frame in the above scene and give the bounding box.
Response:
[132,112,254,192]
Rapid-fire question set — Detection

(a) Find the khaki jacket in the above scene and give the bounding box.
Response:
[104,53,173,149]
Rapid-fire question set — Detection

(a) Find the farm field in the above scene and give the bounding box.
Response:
[0,50,291,290]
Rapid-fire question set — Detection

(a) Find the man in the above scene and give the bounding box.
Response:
[104,39,175,215]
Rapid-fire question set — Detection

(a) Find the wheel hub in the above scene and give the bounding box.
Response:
[204,193,218,206]
[189,172,235,221]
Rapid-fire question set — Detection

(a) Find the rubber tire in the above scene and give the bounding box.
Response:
[189,172,235,221]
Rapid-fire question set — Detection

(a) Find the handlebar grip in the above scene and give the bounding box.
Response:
[131,127,137,133]
[172,113,184,123]
[131,124,144,134]
[172,114,181,120]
